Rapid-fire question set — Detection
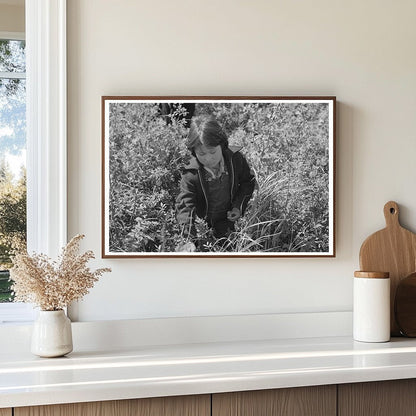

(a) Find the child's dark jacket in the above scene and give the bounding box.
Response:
[176,147,255,237]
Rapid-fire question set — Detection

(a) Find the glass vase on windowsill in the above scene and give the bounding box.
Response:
[9,234,111,358]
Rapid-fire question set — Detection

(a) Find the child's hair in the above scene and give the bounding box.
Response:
[186,115,228,152]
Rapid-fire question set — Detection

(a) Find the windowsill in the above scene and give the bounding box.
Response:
[0,303,36,324]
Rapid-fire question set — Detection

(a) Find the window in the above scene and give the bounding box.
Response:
[0,0,67,324]
[0,34,27,306]
[0,32,34,323]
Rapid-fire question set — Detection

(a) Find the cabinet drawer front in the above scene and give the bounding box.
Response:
[0,409,12,416]
[14,395,210,416]
[213,385,336,416]
[339,380,416,416]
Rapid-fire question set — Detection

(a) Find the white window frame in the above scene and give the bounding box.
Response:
[0,31,30,322]
[0,0,67,324]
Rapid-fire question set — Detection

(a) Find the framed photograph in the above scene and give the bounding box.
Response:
[102,96,336,258]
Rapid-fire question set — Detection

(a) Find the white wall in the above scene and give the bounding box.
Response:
[0,3,24,33]
[67,0,416,322]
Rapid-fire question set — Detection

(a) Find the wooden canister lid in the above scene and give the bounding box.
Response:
[354,271,389,279]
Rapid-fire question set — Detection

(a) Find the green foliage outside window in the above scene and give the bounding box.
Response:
[0,163,26,302]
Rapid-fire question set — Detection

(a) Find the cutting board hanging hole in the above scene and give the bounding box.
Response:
[384,201,400,227]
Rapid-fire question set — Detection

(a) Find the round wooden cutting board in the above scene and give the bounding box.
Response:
[395,272,416,337]
[359,201,416,336]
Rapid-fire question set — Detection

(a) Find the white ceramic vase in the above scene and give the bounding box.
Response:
[31,310,73,357]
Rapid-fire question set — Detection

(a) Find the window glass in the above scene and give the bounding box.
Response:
[0,39,25,73]
[0,39,26,304]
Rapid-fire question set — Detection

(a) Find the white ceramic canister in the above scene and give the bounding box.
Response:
[353,271,390,343]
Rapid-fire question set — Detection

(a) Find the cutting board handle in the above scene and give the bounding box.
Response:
[384,201,400,228]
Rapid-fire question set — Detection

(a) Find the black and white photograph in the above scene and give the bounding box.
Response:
[102,97,335,257]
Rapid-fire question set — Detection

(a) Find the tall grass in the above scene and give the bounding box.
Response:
[199,172,327,253]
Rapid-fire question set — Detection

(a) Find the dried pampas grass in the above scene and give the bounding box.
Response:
[10,234,111,311]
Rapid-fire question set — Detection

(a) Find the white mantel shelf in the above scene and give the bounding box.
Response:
[2,335,416,409]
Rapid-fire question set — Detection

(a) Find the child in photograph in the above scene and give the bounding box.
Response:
[176,115,256,252]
